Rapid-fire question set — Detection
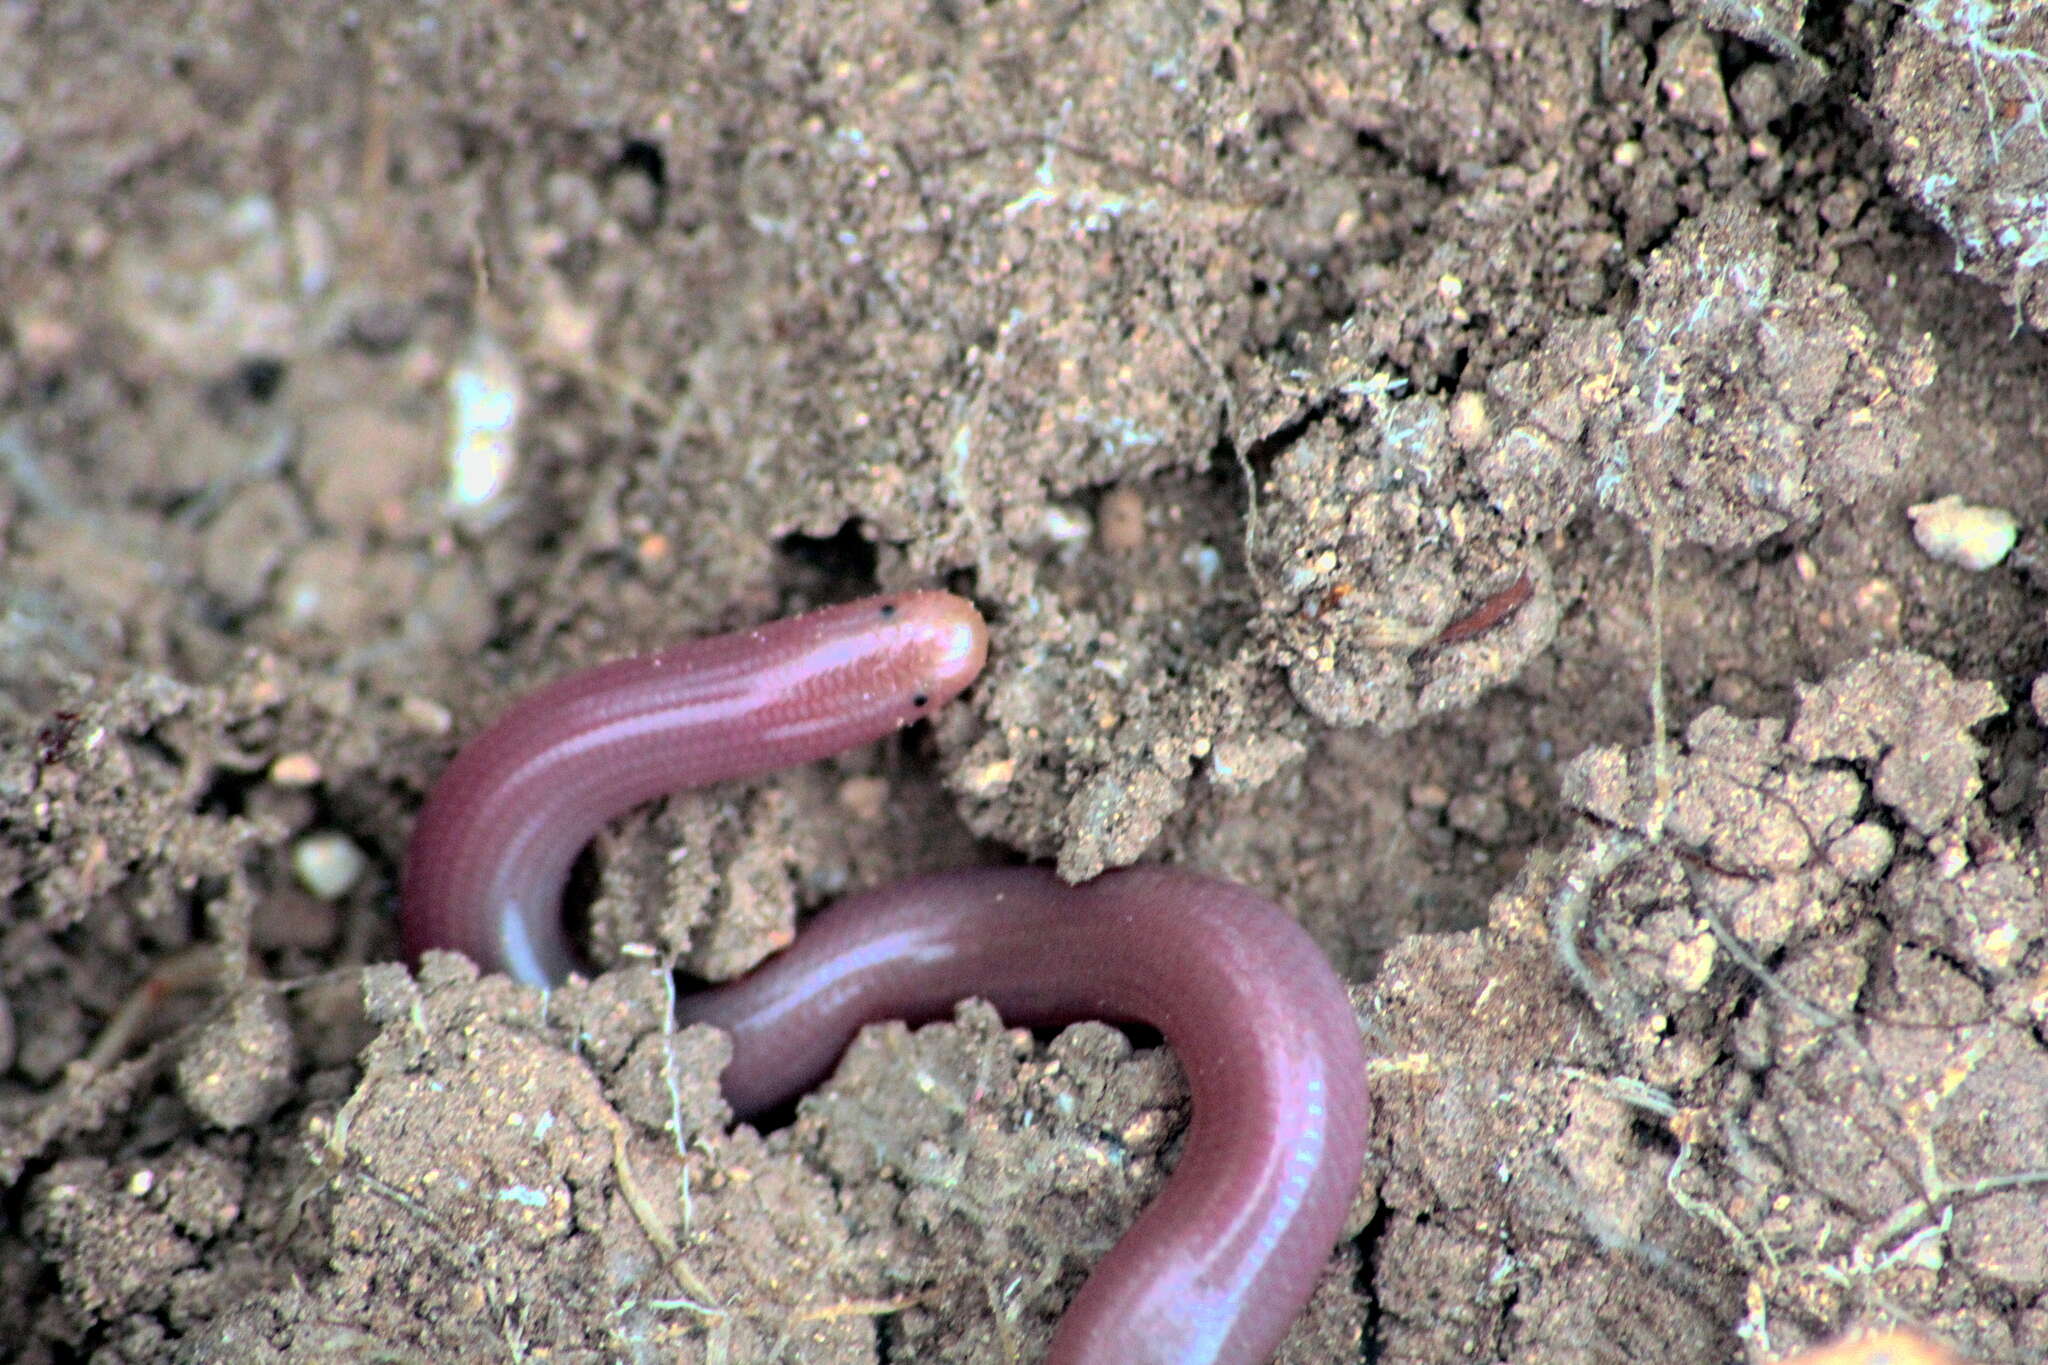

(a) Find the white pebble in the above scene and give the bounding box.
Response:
[1907,494,2018,571]
[1038,504,1093,562]
[446,330,522,515]
[292,831,368,900]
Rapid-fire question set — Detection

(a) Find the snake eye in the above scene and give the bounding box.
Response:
[912,692,930,708]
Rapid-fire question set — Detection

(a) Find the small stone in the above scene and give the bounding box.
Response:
[446,330,522,516]
[269,752,322,787]
[1907,494,2019,571]
[1120,1108,1170,1147]
[1038,504,1094,562]
[961,756,1017,795]
[292,831,368,900]
[1972,920,2021,973]
[1664,929,1718,992]
[1448,391,1491,450]
[636,532,671,568]
[400,695,453,735]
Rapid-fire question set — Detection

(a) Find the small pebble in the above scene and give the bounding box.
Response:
[269,752,322,787]
[292,831,368,900]
[1037,504,1094,562]
[1448,391,1491,449]
[635,532,671,568]
[400,695,454,735]
[1907,494,2019,571]
[961,757,1017,795]
[1120,1109,1170,1147]
[1663,930,1717,993]
[446,330,522,516]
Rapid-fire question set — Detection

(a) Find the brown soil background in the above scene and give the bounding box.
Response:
[4,2,2047,1362]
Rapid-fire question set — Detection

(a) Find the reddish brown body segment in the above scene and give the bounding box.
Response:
[400,591,987,985]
